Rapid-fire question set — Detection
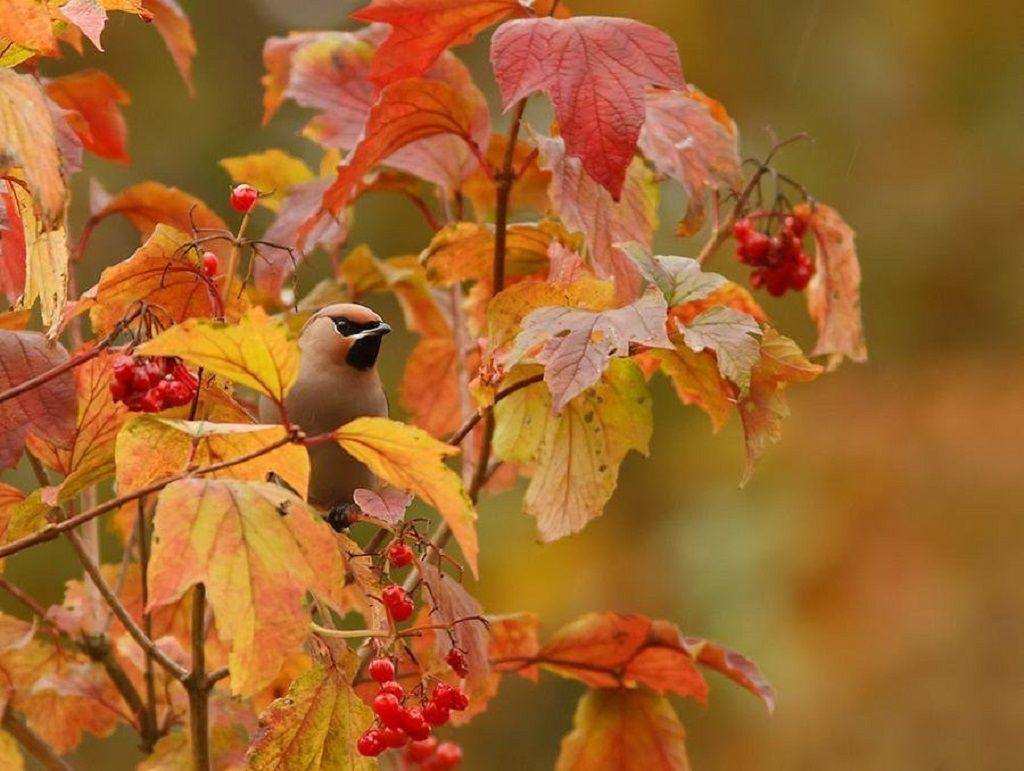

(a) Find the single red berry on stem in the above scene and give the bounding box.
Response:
[201,251,219,277]
[732,217,753,242]
[229,183,259,213]
[368,657,396,683]
[387,541,414,568]
[357,728,385,757]
[408,737,438,762]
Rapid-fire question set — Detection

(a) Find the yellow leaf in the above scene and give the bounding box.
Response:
[136,307,299,404]
[334,417,478,576]
[649,345,732,432]
[7,180,68,336]
[556,688,691,771]
[148,479,346,695]
[219,149,314,212]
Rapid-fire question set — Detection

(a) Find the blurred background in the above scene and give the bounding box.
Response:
[3,0,1023,768]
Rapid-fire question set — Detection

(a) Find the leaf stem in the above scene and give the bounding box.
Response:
[1,709,77,771]
[137,499,160,751]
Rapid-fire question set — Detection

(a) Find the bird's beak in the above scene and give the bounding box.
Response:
[350,321,391,340]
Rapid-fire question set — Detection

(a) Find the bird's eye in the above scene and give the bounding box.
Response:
[332,317,354,336]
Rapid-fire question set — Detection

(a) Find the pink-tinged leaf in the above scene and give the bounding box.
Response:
[353,486,412,525]
[353,0,532,87]
[617,242,727,307]
[547,241,590,283]
[45,101,84,176]
[556,687,691,771]
[684,636,776,714]
[308,78,483,243]
[795,202,867,368]
[491,16,683,198]
[638,86,742,235]
[59,0,108,50]
[142,0,196,95]
[538,134,658,301]
[677,306,761,391]
[45,69,131,164]
[508,286,671,412]
[0,183,27,304]
[0,331,75,471]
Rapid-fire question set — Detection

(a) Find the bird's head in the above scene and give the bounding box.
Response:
[300,303,391,370]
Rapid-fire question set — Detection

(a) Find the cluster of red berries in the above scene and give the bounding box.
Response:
[733,213,814,296]
[110,354,198,413]
[381,584,415,622]
[357,658,467,766]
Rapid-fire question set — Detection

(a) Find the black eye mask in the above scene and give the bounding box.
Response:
[330,316,392,370]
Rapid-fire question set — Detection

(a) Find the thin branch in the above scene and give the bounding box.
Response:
[187,584,211,771]
[492,98,528,294]
[447,373,545,447]
[1,709,77,771]
[310,624,391,640]
[137,500,159,752]
[0,433,296,560]
[65,532,189,683]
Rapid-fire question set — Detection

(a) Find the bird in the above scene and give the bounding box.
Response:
[259,302,390,529]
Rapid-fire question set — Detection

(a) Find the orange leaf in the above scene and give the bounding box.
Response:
[556,687,691,771]
[148,479,347,695]
[650,344,733,432]
[796,202,868,367]
[463,134,552,221]
[0,331,75,471]
[684,636,776,714]
[399,336,478,437]
[352,0,531,87]
[45,69,131,164]
[421,221,567,286]
[0,0,58,57]
[489,612,541,682]
[539,612,707,700]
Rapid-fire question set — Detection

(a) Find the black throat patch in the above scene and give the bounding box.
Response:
[346,335,383,370]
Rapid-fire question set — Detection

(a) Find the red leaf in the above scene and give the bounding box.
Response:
[307,78,483,243]
[353,0,531,87]
[491,16,682,198]
[684,636,776,714]
[0,331,76,471]
[0,183,27,304]
[45,69,131,164]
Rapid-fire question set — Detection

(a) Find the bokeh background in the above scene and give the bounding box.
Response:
[3,0,1023,768]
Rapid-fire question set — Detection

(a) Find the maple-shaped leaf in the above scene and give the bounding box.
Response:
[0,331,75,471]
[463,134,552,221]
[491,16,682,198]
[24,349,128,505]
[86,224,235,335]
[538,134,658,301]
[638,86,742,235]
[353,486,412,525]
[646,346,732,432]
[142,0,196,95]
[44,69,131,164]
[684,636,776,714]
[617,242,727,307]
[353,0,533,87]
[795,202,867,367]
[0,70,67,228]
[739,327,822,485]
[136,307,300,405]
[219,149,314,212]
[116,417,310,502]
[494,359,651,541]
[312,78,484,235]
[247,661,376,771]
[677,305,761,391]
[148,479,347,695]
[421,221,569,287]
[506,286,671,412]
[538,613,708,699]
[335,417,479,575]
[556,687,691,771]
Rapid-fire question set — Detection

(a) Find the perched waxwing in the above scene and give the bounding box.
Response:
[259,303,390,528]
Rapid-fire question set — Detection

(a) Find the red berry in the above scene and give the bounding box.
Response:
[785,214,808,238]
[230,184,259,213]
[401,706,430,740]
[789,263,813,291]
[381,584,408,608]
[368,657,396,683]
[741,232,771,262]
[110,380,127,402]
[112,355,135,384]
[422,700,450,726]
[156,379,194,407]
[408,737,438,762]
[201,251,219,277]
[387,541,414,568]
[445,648,469,678]
[131,368,151,392]
[357,728,385,757]
[392,598,414,622]
[431,683,467,711]
[732,218,753,242]
[378,680,405,699]
[372,693,404,728]
[764,268,789,297]
[381,726,408,749]
[138,390,165,413]
[435,741,463,768]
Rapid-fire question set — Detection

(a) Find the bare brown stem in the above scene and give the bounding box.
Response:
[187,584,211,771]
[1,709,76,771]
